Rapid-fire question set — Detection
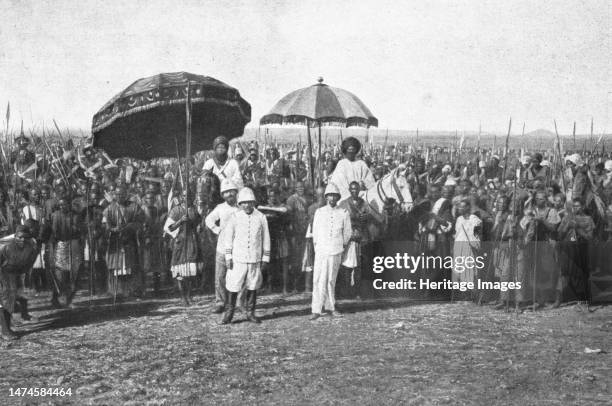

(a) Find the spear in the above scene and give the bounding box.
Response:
[572,121,576,151]
[590,117,594,152]
[553,120,567,192]
[501,118,512,182]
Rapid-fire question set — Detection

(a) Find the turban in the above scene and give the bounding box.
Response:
[605,160,612,171]
[213,136,229,150]
[565,153,583,166]
[341,137,362,155]
[540,160,551,167]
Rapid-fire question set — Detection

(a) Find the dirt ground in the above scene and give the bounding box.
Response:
[0,291,610,406]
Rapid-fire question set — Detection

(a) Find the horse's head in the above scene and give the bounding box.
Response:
[390,167,413,213]
[198,170,222,205]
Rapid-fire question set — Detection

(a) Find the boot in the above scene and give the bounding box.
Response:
[246,290,261,323]
[0,310,18,340]
[17,297,34,321]
[221,292,237,324]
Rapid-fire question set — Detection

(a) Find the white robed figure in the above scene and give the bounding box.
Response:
[202,136,243,189]
[452,200,482,285]
[329,137,375,202]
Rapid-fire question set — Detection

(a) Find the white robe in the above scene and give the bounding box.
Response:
[329,158,375,202]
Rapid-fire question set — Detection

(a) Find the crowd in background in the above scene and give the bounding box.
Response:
[1,131,611,336]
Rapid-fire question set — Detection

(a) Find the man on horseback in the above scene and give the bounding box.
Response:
[329,137,375,201]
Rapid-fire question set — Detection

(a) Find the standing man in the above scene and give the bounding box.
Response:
[0,226,38,340]
[222,187,270,324]
[205,179,240,314]
[339,181,383,298]
[102,186,143,300]
[202,136,243,190]
[310,183,352,320]
[50,196,84,307]
[165,189,201,306]
[286,181,309,292]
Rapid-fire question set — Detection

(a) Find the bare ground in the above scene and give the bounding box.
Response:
[0,291,610,405]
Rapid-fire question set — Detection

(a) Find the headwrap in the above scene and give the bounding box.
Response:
[213,136,229,150]
[565,153,583,166]
[341,137,362,155]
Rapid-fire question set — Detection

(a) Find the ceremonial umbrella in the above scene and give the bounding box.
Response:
[260,77,377,188]
[92,72,251,160]
[260,77,377,128]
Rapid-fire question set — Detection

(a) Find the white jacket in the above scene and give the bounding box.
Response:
[312,205,352,256]
[205,202,240,254]
[224,209,270,264]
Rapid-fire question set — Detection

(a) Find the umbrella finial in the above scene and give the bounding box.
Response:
[317,76,324,84]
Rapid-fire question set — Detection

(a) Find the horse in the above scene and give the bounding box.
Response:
[363,166,414,215]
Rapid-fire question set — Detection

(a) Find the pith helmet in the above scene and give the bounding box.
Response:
[220,179,238,194]
[324,183,341,197]
[237,187,257,204]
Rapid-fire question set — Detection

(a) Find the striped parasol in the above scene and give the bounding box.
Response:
[260,77,377,128]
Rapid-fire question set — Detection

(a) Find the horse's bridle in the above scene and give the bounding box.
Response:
[368,169,406,208]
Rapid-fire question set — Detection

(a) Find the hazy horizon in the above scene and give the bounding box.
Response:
[1,1,610,135]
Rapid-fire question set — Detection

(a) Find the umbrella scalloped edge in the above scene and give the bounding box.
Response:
[93,96,250,134]
[259,114,377,128]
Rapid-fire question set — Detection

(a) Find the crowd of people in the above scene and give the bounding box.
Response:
[0,131,611,339]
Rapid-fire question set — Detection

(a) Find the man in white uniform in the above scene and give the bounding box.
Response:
[202,136,243,189]
[222,187,270,324]
[311,183,352,320]
[205,179,240,314]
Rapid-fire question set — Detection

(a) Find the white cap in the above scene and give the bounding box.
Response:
[237,187,256,204]
[220,179,238,194]
[324,183,341,197]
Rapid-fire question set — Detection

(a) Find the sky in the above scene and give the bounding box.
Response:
[0,0,610,135]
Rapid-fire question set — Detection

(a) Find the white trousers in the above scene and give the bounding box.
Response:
[311,252,342,314]
[226,262,262,293]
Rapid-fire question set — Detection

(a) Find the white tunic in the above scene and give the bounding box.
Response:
[205,202,240,254]
[224,209,270,264]
[203,158,244,189]
[312,205,352,256]
[329,158,375,201]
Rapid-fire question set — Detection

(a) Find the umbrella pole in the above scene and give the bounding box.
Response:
[306,121,315,192]
[185,81,192,188]
[317,121,322,186]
